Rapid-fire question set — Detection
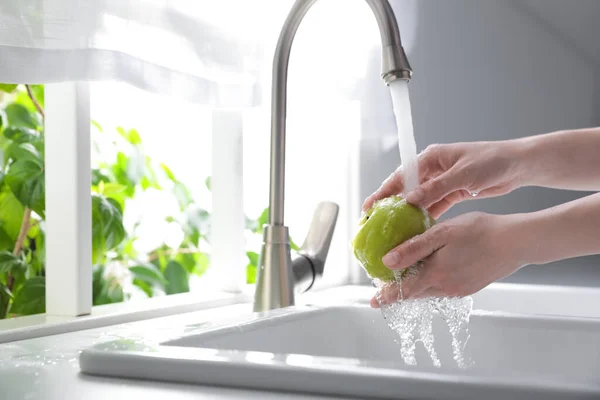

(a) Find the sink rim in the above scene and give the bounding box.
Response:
[79,303,600,398]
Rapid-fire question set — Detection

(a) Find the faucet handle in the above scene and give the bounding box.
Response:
[292,201,339,293]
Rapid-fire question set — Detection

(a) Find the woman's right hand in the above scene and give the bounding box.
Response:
[362,141,525,219]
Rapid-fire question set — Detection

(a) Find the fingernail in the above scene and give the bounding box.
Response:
[406,188,424,204]
[382,252,400,268]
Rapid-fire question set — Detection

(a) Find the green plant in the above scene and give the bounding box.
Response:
[0,84,279,319]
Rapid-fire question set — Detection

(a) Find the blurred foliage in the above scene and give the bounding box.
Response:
[0,84,280,319]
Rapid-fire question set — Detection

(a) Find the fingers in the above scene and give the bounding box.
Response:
[370,274,434,308]
[426,190,470,219]
[406,168,468,210]
[362,168,404,211]
[382,225,446,270]
[399,274,431,299]
[412,287,446,299]
[427,198,454,220]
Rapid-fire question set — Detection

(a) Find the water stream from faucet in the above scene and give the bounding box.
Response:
[388,80,419,193]
[377,80,474,369]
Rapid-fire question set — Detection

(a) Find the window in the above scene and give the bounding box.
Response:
[0,0,384,334]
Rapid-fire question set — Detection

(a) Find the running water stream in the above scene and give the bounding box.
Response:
[380,80,473,368]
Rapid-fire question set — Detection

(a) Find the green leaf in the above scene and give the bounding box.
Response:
[246,251,259,284]
[12,85,45,114]
[92,181,127,212]
[120,237,138,260]
[205,176,211,191]
[176,251,210,276]
[5,103,39,129]
[194,252,210,276]
[5,160,45,217]
[129,264,167,287]
[160,163,176,182]
[0,282,13,299]
[2,126,40,144]
[91,195,126,264]
[133,278,153,297]
[175,250,196,274]
[117,127,142,145]
[11,276,45,316]
[99,182,127,197]
[0,84,18,93]
[29,85,44,108]
[91,168,113,186]
[140,156,161,191]
[92,264,106,303]
[246,264,257,284]
[92,265,125,306]
[290,237,300,252]
[174,182,193,211]
[247,251,259,266]
[185,207,211,237]
[0,189,25,240]
[0,251,26,274]
[164,261,189,295]
[127,129,142,145]
[32,232,45,272]
[91,120,103,133]
[0,170,4,188]
[150,246,169,271]
[0,225,13,250]
[257,207,269,233]
[6,142,42,165]
[126,149,145,184]
[111,152,136,197]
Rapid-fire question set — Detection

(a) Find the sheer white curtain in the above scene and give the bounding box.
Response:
[0,0,419,296]
[0,0,296,107]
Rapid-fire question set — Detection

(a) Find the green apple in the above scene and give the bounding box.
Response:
[351,195,435,282]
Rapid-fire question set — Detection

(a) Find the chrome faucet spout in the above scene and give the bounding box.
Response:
[253,0,412,312]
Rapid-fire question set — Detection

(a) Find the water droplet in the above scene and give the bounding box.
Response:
[469,191,479,197]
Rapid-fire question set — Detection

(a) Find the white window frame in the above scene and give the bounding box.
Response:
[0,83,254,343]
[0,54,364,343]
[45,82,93,318]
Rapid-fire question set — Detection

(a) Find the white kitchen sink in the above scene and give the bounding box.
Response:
[80,298,600,399]
[302,282,600,319]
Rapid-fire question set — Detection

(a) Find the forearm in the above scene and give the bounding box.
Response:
[511,192,600,266]
[515,127,600,191]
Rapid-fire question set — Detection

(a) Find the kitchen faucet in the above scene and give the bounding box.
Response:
[253,0,413,312]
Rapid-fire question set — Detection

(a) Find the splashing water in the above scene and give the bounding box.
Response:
[381,80,474,369]
[375,278,474,369]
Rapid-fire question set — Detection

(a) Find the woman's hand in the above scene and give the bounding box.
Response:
[371,212,527,308]
[362,141,524,219]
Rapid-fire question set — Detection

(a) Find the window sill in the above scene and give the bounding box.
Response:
[0,289,252,344]
[0,280,357,344]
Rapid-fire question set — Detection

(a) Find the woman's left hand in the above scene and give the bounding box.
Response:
[371,212,527,307]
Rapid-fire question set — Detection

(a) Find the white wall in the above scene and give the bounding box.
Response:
[354,0,600,284]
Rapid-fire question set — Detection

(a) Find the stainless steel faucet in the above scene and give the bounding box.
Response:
[253,0,413,312]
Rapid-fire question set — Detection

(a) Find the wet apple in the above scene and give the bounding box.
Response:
[351,195,435,282]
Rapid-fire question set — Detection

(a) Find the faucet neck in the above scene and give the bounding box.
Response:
[267,0,412,226]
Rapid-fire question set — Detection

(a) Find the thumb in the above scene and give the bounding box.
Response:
[406,168,466,209]
[382,224,446,270]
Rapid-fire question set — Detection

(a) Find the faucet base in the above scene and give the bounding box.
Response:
[253,225,295,312]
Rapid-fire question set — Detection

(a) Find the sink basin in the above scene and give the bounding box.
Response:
[303,283,600,319]
[80,303,600,399]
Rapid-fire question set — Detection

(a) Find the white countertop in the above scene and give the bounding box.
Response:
[0,287,371,400]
